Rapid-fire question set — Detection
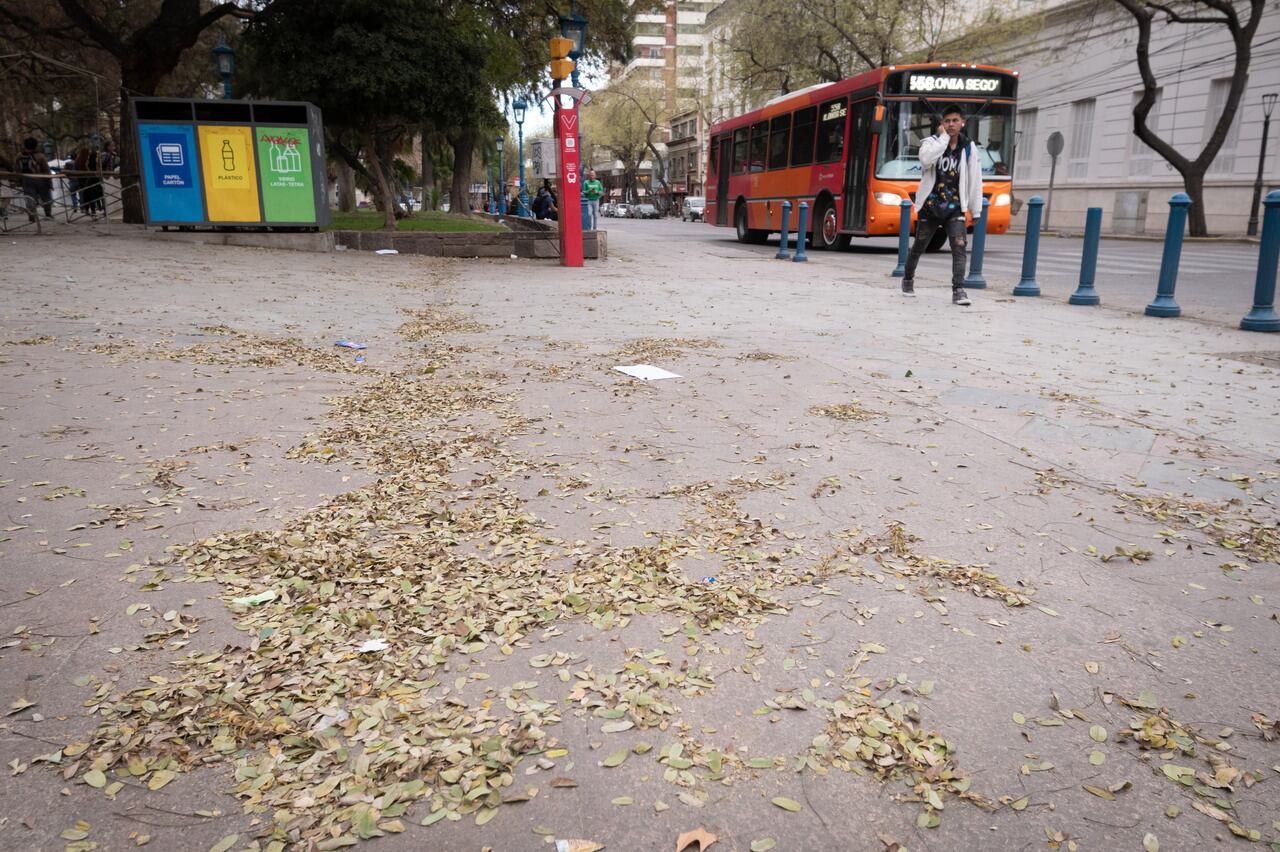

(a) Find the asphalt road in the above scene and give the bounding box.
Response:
[603,214,1269,329]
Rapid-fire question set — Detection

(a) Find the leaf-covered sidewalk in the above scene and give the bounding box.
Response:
[0,233,1277,852]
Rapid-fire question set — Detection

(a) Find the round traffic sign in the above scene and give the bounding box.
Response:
[1046,131,1064,158]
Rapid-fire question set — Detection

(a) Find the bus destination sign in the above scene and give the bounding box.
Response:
[884,67,1016,98]
[908,74,1001,94]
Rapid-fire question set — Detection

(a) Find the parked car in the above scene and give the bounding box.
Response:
[601,202,617,218]
[633,203,658,219]
[614,203,631,219]
[681,196,705,222]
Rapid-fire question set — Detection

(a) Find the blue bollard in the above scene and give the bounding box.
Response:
[964,198,990,289]
[891,199,911,277]
[1013,196,1044,296]
[1241,190,1280,332]
[1145,192,1192,318]
[793,202,809,263]
[776,201,792,260]
[1069,207,1103,305]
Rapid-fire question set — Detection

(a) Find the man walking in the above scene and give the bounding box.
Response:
[901,105,984,305]
[582,169,603,231]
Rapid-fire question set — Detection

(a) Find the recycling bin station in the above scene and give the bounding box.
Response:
[132,97,329,230]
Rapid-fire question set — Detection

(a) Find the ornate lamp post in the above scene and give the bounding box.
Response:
[513,97,529,216]
[496,136,506,215]
[212,36,235,100]
[1247,92,1278,237]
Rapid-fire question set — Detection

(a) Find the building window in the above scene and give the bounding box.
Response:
[1205,77,1245,174]
[650,68,662,82]
[1067,98,1095,180]
[1129,89,1162,178]
[1015,108,1036,179]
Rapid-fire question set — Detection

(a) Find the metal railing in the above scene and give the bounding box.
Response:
[0,171,139,233]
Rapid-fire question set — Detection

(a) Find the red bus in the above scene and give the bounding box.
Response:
[705,63,1018,249]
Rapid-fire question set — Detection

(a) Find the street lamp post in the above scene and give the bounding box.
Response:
[513,98,529,217]
[496,136,506,216]
[212,36,235,100]
[1247,92,1278,237]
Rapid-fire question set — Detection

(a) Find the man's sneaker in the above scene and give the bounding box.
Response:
[952,288,971,306]
[901,281,915,297]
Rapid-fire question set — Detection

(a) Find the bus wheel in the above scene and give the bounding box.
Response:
[735,204,768,244]
[812,198,840,250]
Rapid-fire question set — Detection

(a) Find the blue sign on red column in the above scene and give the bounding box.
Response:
[556,106,584,267]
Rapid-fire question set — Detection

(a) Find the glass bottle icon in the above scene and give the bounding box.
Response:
[220,138,235,171]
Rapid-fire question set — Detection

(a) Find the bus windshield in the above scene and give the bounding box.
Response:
[876,101,1015,180]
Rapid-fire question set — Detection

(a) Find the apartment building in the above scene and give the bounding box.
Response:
[592,1,723,206]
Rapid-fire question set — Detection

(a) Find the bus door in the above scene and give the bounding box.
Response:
[716,136,732,225]
[842,99,875,232]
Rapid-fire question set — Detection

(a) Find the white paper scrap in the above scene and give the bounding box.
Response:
[613,364,682,381]
[374,248,399,255]
[356,638,389,653]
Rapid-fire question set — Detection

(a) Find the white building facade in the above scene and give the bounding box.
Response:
[963,0,1278,235]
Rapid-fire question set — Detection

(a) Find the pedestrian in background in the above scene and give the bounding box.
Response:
[582,169,603,231]
[100,140,119,173]
[901,104,983,306]
[533,180,558,222]
[75,147,104,218]
[17,137,53,221]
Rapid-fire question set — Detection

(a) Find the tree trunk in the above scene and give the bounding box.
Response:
[421,125,435,210]
[1182,168,1207,237]
[117,88,144,224]
[362,132,397,231]
[336,158,356,212]
[449,125,477,216]
[375,132,406,219]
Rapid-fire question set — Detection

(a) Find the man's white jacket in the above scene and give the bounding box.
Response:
[913,133,984,217]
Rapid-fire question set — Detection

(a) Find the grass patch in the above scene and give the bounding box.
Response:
[326,209,505,233]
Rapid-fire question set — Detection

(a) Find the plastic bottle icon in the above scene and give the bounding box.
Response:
[221,138,235,171]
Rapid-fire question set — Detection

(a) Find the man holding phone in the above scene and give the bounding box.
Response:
[901,104,984,305]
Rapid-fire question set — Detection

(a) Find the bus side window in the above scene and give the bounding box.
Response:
[767,115,790,170]
[815,98,847,163]
[791,106,817,167]
[749,121,768,172]
[732,127,748,174]
[709,135,719,175]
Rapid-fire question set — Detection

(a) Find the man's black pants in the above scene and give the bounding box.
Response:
[903,213,967,288]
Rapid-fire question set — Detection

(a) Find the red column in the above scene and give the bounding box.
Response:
[556,102,584,267]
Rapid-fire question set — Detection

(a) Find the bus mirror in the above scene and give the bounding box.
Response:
[874,105,884,122]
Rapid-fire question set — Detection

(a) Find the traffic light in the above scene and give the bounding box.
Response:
[550,36,575,82]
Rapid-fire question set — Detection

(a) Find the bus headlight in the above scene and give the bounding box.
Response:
[991,193,1011,206]
[874,192,903,206]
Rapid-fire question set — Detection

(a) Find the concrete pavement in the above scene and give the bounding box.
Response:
[0,225,1277,851]
[629,215,1270,330]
